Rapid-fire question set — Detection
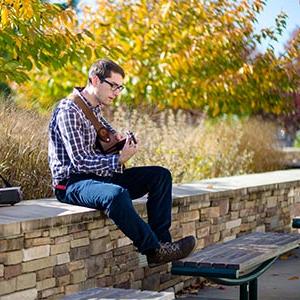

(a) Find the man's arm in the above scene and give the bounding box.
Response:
[57,108,123,175]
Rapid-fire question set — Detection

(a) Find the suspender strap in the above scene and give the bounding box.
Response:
[69,93,111,143]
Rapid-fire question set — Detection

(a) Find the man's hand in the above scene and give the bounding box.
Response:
[114,132,125,141]
[118,137,139,164]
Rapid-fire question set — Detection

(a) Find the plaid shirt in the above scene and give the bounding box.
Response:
[48,88,123,186]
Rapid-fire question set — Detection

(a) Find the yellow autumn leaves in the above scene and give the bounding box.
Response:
[1,0,299,117]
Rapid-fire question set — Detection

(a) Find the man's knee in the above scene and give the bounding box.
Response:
[106,187,131,215]
[155,166,172,182]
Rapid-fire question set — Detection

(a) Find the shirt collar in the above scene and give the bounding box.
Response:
[73,87,102,113]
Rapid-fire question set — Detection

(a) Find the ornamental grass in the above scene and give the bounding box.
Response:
[0,102,285,200]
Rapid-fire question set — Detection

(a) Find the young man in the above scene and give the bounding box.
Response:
[48,59,196,267]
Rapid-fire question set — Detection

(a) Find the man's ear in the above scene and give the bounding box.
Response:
[90,75,101,86]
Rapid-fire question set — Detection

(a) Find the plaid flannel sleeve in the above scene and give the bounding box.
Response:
[57,108,123,175]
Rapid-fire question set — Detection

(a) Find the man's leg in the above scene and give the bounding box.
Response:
[112,166,172,243]
[63,178,160,254]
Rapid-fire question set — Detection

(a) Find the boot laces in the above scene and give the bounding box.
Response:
[158,242,181,256]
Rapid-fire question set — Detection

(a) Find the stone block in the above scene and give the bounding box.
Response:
[73,231,89,239]
[245,201,255,209]
[0,264,3,277]
[43,230,49,237]
[131,280,142,290]
[0,237,24,252]
[37,278,56,291]
[0,223,21,237]
[201,207,220,218]
[142,273,160,291]
[254,225,266,232]
[212,199,229,216]
[25,231,42,239]
[182,222,196,236]
[54,264,69,277]
[189,200,210,210]
[90,227,109,239]
[57,253,70,265]
[42,287,63,298]
[57,274,70,286]
[182,210,200,222]
[71,237,90,248]
[0,250,23,265]
[55,235,72,244]
[4,264,22,279]
[86,256,104,278]
[65,283,81,295]
[110,229,125,240]
[0,277,16,295]
[0,288,37,300]
[70,245,90,260]
[16,273,36,290]
[51,243,70,255]
[87,220,105,230]
[25,237,52,248]
[23,245,50,261]
[196,238,205,249]
[113,245,133,256]
[117,237,132,247]
[36,267,53,281]
[49,227,68,237]
[267,197,278,208]
[90,237,110,255]
[132,268,144,281]
[231,201,242,211]
[22,256,56,272]
[68,260,85,272]
[68,223,87,234]
[223,235,236,242]
[196,226,209,238]
[71,269,87,284]
[114,271,130,284]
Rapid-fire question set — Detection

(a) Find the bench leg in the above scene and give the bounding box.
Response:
[249,278,258,300]
[240,283,249,300]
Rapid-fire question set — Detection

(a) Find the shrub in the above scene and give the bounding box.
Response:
[0,102,52,200]
[0,103,285,199]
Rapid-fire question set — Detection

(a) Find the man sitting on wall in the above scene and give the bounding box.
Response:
[48,58,196,267]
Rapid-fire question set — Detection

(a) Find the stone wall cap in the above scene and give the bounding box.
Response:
[1,169,300,233]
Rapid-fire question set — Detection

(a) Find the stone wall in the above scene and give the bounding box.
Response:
[1,170,300,299]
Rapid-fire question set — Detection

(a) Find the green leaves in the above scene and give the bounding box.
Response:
[0,0,94,84]
[11,0,299,116]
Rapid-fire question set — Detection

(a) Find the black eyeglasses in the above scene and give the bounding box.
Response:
[97,75,124,93]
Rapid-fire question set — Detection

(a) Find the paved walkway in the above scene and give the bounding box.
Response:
[177,247,300,300]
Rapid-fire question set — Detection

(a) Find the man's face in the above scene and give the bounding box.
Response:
[94,71,124,106]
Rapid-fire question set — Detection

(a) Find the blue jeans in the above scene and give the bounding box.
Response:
[55,166,172,254]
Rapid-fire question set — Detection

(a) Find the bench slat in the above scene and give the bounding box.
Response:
[173,232,300,274]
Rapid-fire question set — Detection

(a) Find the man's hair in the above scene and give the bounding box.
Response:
[88,59,125,84]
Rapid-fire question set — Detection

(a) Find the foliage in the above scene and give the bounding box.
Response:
[0,101,52,199]
[0,102,286,200]
[16,0,299,117]
[280,28,300,134]
[0,0,92,84]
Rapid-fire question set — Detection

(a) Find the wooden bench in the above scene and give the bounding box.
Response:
[171,232,300,300]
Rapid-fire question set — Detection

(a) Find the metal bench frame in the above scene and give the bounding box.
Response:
[172,256,277,300]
